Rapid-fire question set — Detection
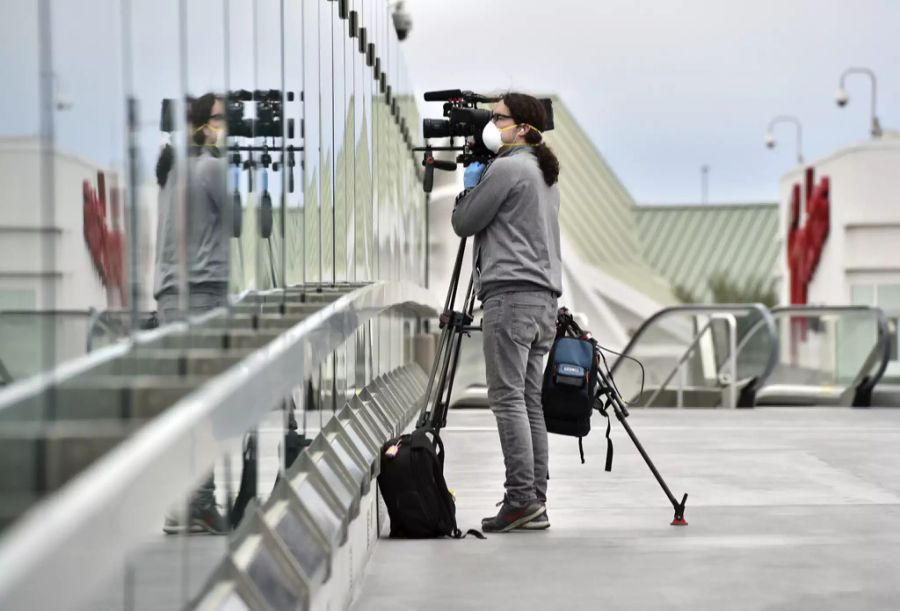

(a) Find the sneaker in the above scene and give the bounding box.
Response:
[163,505,229,535]
[481,501,545,533]
[516,509,550,530]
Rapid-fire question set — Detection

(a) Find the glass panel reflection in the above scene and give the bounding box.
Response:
[0,0,427,608]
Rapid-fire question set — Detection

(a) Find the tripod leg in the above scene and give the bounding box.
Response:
[428,324,463,429]
[418,237,479,432]
[418,239,467,427]
[598,366,689,525]
[435,271,477,428]
[417,322,454,427]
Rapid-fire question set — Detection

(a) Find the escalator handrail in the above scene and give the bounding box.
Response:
[768,305,891,399]
[610,304,780,390]
[640,314,729,408]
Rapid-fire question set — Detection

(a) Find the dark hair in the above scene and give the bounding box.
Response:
[155,93,219,187]
[501,92,560,187]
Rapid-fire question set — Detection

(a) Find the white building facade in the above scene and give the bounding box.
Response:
[775,135,900,310]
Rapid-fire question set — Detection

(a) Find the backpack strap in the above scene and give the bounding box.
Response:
[413,428,483,539]
[577,437,585,464]
[603,407,613,472]
[451,528,487,540]
[599,397,613,472]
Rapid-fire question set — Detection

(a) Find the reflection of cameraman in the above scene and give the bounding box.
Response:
[154,93,230,535]
[154,93,230,308]
[451,92,562,533]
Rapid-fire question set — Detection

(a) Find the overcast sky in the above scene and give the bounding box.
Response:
[3,0,898,205]
[402,0,900,204]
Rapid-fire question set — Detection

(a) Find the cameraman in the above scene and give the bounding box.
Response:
[155,93,231,535]
[451,92,561,533]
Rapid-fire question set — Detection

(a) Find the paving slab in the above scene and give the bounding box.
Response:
[353,408,900,611]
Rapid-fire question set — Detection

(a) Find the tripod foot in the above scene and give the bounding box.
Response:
[670,493,688,525]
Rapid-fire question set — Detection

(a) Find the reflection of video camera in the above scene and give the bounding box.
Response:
[159,90,295,139]
[226,89,295,139]
[415,89,554,193]
[158,91,299,242]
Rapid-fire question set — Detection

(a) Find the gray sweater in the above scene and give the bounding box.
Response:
[451,146,562,301]
[154,150,230,298]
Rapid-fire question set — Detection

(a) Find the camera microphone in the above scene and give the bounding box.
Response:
[424,89,464,101]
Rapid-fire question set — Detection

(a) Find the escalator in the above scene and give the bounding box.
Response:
[611,304,893,408]
[749,306,891,407]
[609,305,779,408]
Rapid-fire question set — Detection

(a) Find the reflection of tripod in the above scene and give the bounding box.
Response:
[557,310,689,526]
[417,238,480,431]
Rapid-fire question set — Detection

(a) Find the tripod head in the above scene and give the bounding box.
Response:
[555,307,586,338]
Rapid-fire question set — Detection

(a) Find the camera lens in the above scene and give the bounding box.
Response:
[422,118,451,139]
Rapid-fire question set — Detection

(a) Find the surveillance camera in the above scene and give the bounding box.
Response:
[392,8,412,41]
[835,88,849,107]
[765,133,776,149]
[55,96,73,111]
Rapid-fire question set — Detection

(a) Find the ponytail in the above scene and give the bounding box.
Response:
[502,92,560,187]
[156,144,174,187]
[532,141,560,187]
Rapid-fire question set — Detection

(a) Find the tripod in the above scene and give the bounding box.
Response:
[417,237,479,431]
[557,310,689,526]
[416,239,689,526]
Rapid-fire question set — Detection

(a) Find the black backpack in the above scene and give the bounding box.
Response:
[542,333,614,468]
[378,427,478,539]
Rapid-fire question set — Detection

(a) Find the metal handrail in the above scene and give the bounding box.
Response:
[85,308,161,353]
[85,308,122,353]
[0,281,435,611]
[765,305,891,404]
[611,304,779,394]
[640,313,738,408]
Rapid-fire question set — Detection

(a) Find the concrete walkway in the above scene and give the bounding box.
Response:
[353,408,900,611]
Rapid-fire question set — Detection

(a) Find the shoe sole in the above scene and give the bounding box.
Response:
[163,519,225,535]
[483,506,546,533]
[516,520,550,531]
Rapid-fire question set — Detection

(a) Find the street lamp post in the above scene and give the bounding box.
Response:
[700,164,710,204]
[836,67,883,139]
[765,115,804,165]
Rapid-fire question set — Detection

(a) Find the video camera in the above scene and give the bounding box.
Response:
[226,89,295,139]
[159,90,295,139]
[416,89,554,193]
[158,90,299,241]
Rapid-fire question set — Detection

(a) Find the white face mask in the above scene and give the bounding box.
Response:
[482,120,508,154]
[215,127,226,149]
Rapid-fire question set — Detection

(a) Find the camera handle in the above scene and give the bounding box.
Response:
[417,237,480,431]
[415,146,461,193]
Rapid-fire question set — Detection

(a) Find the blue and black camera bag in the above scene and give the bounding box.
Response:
[542,335,613,467]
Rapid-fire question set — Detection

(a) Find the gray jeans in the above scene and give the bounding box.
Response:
[158,286,228,512]
[482,290,557,505]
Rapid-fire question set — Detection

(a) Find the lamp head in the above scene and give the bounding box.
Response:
[835,88,849,108]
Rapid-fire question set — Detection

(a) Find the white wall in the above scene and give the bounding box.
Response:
[0,138,108,311]
[777,135,900,306]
